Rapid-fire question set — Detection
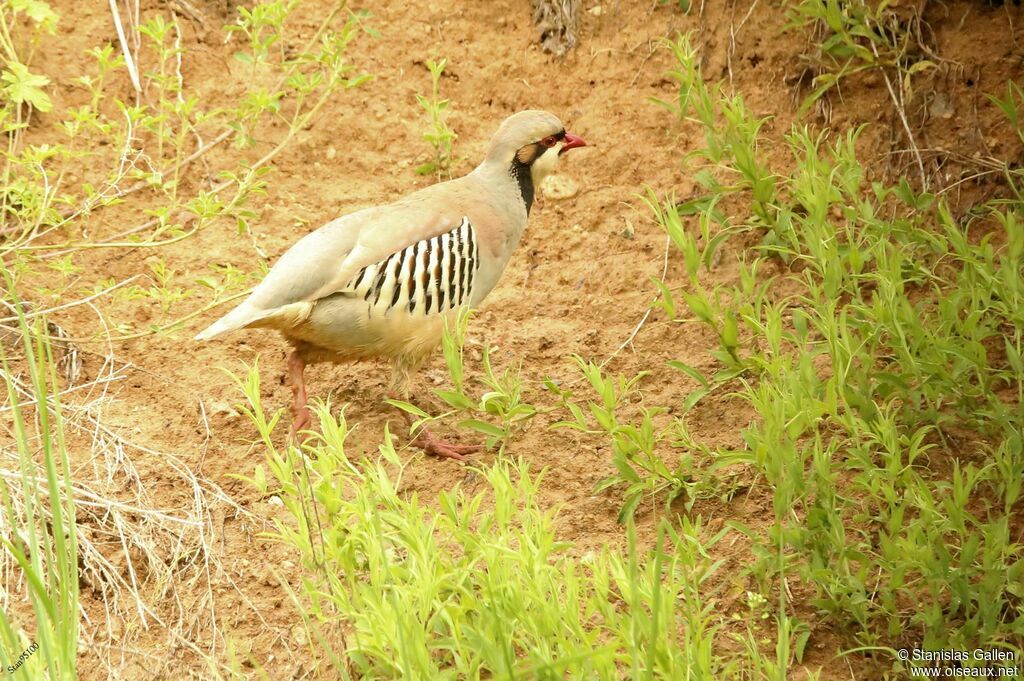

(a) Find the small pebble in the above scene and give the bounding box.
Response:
[622,218,635,240]
[208,400,240,419]
[291,625,307,646]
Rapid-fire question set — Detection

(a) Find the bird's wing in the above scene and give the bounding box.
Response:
[194,200,465,339]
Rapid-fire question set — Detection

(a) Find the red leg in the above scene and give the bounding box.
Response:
[288,350,311,442]
[389,393,483,462]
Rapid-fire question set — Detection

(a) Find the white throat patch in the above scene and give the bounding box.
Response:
[530,145,561,188]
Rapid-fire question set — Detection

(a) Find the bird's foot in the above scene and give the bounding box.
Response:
[288,405,312,444]
[288,349,312,445]
[410,427,482,462]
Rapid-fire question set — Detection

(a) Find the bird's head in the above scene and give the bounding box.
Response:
[483,110,587,191]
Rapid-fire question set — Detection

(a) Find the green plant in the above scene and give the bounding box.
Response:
[232,359,736,678]
[0,0,57,113]
[548,357,727,522]
[2,0,372,347]
[415,57,456,178]
[1,0,57,235]
[784,0,936,183]
[0,275,79,681]
[988,80,1024,198]
[390,310,539,453]
[226,0,299,71]
[787,0,932,106]
[649,31,1024,664]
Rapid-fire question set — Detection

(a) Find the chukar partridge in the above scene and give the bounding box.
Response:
[196,110,586,460]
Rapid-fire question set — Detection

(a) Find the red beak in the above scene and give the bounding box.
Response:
[560,131,587,155]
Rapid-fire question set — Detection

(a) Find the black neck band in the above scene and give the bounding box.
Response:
[510,160,534,215]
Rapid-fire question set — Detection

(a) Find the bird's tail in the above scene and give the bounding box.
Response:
[194,302,262,341]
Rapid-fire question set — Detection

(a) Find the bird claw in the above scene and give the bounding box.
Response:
[445,442,484,455]
[411,428,482,462]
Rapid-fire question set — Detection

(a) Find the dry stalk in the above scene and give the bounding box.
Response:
[107,0,142,93]
[0,336,268,676]
[866,11,929,189]
[531,0,580,57]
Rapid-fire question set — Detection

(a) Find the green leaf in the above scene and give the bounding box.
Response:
[681,386,711,413]
[612,454,641,483]
[651,277,677,319]
[458,419,505,439]
[11,0,58,27]
[2,62,53,112]
[667,360,709,387]
[721,311,738,349]
[617,491,643,523]
[436,390,475,410]
[594,476,622,493]
[906,60,935,76]
[253,465,267,493]
[681,291,714,323]
[346,73,373,89]
[384,399,429,419]
[702,228,732,269]
[793,626,812,663]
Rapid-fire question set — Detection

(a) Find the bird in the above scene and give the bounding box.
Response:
[195,110,586,460]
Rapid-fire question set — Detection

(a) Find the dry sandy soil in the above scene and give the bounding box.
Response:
[6,0,1023,678]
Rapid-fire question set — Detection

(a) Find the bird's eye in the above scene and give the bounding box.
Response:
[540,136,557,148]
